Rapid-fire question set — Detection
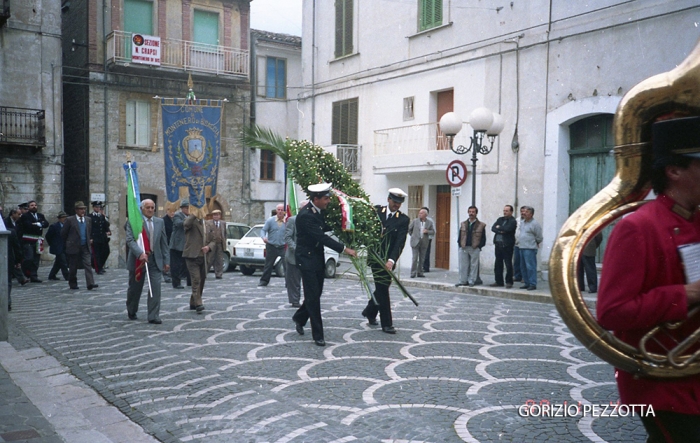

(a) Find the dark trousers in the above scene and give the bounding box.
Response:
[292,267,326,341]
[513,246,521,281]
[126,261,162,321]
[170,249,190,287]
[49,253,69,280]
[185,256,206,307]
[67,244,95,289]
[494,244,514,285]
[577,255,598,292]
[92,242,109,272]
[10,265,27,284]
[21,242,40,278]
[423,239,432,272]
[260,244,285,284]
[641,410,700,443]
[364,266,393,328]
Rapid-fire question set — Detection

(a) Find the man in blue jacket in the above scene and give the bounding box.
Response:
[46,211,69,281]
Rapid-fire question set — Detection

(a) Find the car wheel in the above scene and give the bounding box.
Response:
[274,260,286,278]
[240,265,255,276]
[223,252,231,272]
[324,258,336,279]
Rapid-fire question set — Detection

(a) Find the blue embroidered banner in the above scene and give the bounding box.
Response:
[161,99,223,208]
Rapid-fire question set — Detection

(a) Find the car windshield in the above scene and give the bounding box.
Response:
[243,226,263,238]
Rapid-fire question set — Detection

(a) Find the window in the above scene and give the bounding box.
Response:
[126,100,150,147]
[418,0,442,32]
[332,98,358,145]
[124,0,153,34]
[403,96,415,121]
[266,57,286,99]
[335,0,353,58]
[193,10,219,46]
[260,150,276,181]
[407,185,424,221]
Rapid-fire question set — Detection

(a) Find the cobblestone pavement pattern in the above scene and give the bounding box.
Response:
[6,268,647,442]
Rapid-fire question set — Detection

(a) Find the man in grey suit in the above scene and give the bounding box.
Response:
[169,199,191,289]
[125,199,170,324]
[284,200,307,308]
[61,201,97,290]
[408,208,435,278]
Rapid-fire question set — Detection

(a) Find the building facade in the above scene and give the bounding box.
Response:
[62,0,253,268]
[249,29,302,216]
[298,0,700,277]
[0,0,63,226]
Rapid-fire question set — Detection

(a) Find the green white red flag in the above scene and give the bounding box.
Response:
[123,162,150,281]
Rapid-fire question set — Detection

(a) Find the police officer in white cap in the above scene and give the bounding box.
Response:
[361,188,410,333]
[292,183,357,346]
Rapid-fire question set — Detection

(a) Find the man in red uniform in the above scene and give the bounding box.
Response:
[598,115,700,442]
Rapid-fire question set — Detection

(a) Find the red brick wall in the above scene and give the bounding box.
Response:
[223,3,232,47]
[158,0,167,36]
[239,1,249,50]
[182,0,191,42]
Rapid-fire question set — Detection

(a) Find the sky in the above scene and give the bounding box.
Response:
[250,0,303,36]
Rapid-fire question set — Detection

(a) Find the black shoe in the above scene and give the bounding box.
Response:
[20,279,29,286]
[87,284,99,290]
[174,285,185,289]
[291,302,301,308]
[70,286,79,290]
[48,276,60,281]
[97,270,106,275]
[455,283,465,287]
[505,284,513,289]
[382,326,397,334]
[164,278,172,283]
[215,276,222,279]
[295,321,304,335]
[30,277,42,283]
[148,319,162,324]
[128,313,138,320]
[361,309,379,326]
[489,283,504,287]
[520,284,529,289]
[527,286,537,291]
[314,339,326,346]
[189,305,196,310]
[258,281,268,287]
[417,274,425,278]
[423,269,430,273]
[195,305,205,312]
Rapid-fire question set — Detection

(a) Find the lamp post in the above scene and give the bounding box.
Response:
[439,108,504,207]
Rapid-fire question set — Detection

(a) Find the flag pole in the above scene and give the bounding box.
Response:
[127,161,153,298]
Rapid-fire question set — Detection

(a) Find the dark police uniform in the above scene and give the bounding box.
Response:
[90,202,111,274]
[292,201,346,344]
[362,205,409,330]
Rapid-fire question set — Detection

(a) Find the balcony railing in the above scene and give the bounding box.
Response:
[0,107,46,147]
[324,144,361,176]
[106,30,249,78]
[373,122,469,156]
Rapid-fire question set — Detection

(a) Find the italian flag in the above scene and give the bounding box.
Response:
[286,174,299,218]
[124,162,150,281]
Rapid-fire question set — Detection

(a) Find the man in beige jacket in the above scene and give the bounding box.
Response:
[184,211,214,312]
[205,209,226,279]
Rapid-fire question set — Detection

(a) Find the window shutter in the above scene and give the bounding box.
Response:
[276,59,286,98]
[335,1,343,58]
[136,101,149,146]
[433,0,442,28]
[332,101,341,145]
[347,99,358,145]
[344,0,353,55]
[266,57,276,98]
[256,56,266,97]
[126,101,135,146]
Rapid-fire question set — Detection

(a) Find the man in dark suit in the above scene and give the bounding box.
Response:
[90,201,111,274]
[61,201,97,290]
[490,205,518,288]
[45,211,69,281]
[125,199,170,324]
[292,184,357,346]
[4,207,29,286]
[19,200,49,282]
[361,188,410,334]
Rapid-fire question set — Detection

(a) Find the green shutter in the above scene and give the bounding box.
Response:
[332,99,358,145]
[124,0,153,34]
[335,0,353,57]
[193,10,219,46]
[332,102,341,144]
[419,0,442,32]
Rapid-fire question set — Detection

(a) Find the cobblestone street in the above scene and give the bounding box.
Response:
[6,268,647,442]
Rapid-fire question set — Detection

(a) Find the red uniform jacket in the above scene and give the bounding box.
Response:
[598,194,700,414]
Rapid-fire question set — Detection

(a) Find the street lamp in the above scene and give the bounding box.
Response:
[439,107,504,206]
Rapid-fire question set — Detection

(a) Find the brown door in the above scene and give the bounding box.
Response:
[436,90,454,150]
[435,186,451,269]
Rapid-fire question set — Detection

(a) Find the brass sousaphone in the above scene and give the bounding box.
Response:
[549,38,700,379]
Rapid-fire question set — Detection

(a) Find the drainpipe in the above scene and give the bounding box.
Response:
[311,0,316,144]
[103,0,109,207]
[503,34,523,208]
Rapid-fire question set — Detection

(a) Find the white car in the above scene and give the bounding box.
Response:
[231,224,340,278]
[223,222,251,272]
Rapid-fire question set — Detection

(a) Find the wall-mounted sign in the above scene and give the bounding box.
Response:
[132,34,161,66]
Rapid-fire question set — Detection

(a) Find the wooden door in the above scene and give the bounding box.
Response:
[436,90,454,150]
[435,186,451,269]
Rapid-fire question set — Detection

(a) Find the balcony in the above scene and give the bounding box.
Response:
[0,0,9,27]
[325,144,361,177]
[372,122,472,174]
[106,30,249,78]
[0,107,46,147]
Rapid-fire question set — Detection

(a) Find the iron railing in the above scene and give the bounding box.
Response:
[0,106,46,146]
[106,30,249,78]
[373,122,470,156]
[336,144,360,175]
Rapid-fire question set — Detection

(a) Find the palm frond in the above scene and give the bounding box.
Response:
[241,125,289,160]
